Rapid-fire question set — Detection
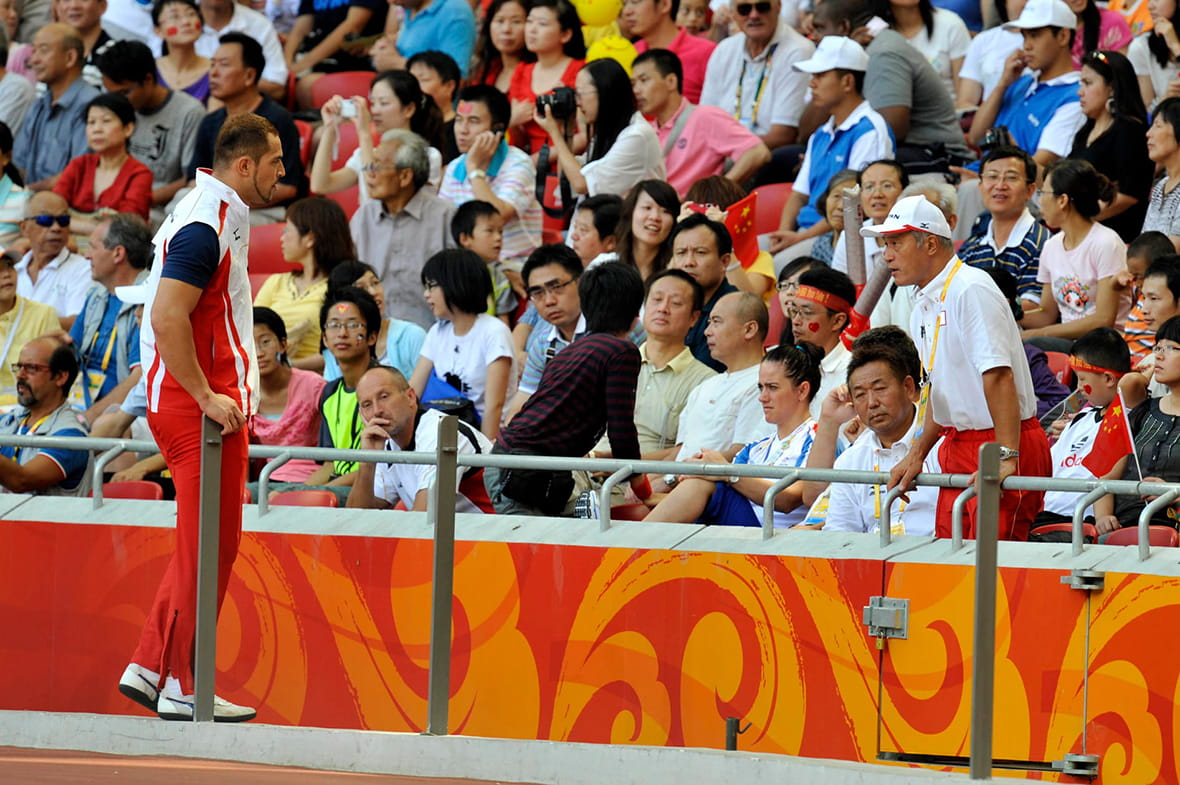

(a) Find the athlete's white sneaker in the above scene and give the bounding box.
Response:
[155,676,257,722]
[118,663,161,711]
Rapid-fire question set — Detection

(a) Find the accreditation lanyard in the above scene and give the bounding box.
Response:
[15,412,51,464]
[914,259,963,441]
[873,454,907,535]
[755,420,814,468]
[81,322,117,409]
[734,43,778,128]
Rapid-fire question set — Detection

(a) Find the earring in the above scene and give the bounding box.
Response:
[1106,97,1116,115]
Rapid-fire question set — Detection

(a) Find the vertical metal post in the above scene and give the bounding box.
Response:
[193,416,223,723]
[951,485,977,550]
[969,443,1000,779]
[425,415,458,735]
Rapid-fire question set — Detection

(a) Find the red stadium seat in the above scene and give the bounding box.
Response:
[294,119,313,168]
[766,298,787,349]
[1103,525,1180,547]
[309,71,376,108]
[270,489,340,508]
[750,183,792,236]
[539,174,569,244]
[92,481,165,501]
[324,184,360,218]
[243,487,253,504]
[1029,521,1097,542]
[248,222,298,275]
[1045,351,1073,388]
[249,273,271,299]
[611,504,650,521]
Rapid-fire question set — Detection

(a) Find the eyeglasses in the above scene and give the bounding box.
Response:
[324,319,366,333]
[27,214,70,228]
[786,305,821,320]
[1152,343,1180,357]
[361,163,399,174]
[981,172,1030,185]
[527,278,576,301]
[256,335,279,349]
[423,279,440,294]
[776,280,799,293]
[861,181,900,193]
[1036,189,1057,199]
[735,1,771,15]
[11,362,50,375]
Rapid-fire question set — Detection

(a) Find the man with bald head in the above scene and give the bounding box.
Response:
[351,129,456,328]
[0,336,92,497]
[652,291,771,491]
[16,192,92,329]
[13,23,99,190]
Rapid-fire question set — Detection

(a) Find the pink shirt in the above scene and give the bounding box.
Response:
[653,98,763,196]
[634,28,716,104]
[1071,9,1133,69]
[251,368,327,482]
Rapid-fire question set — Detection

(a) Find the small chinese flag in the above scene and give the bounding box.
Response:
[1082,392,1136,477]
[724,192,759,269]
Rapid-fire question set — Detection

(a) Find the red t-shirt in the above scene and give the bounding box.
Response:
[508,58,583,154]
[53,153,153,219]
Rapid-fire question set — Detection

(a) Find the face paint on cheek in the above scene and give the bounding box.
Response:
[166,26,178,35]
[807,322,820,333]
[1082,384,1092,396]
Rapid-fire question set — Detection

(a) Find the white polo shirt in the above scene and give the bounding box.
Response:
[810,340,850,421]
[373,408,494,513]
[675,363,771,460]
[15,248,92,318]
[910,257,1037,431]
[822,406,937,536]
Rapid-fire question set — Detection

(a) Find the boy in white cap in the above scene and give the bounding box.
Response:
[967,0,1083,172]
[769,36,894,260]
[873,195,1052,541]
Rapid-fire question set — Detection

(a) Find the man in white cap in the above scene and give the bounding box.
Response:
[769,35,894,260]
[967,0,1083,173]
[875,195,1052,541]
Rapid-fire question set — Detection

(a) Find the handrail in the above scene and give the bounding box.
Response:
[951,486,977,551]
[1071,485,1109,557]
[1137,488,1180,561]
[879,485,908,547]
[598,465,634,532]
[256,451,292,515]
[91,443,129,509]
[761,471,798,540]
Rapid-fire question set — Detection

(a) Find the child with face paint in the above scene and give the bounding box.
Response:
[787,266,855,419]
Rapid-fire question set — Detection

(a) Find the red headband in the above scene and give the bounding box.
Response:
[1070,356,1124,378]
[794,284,851,314]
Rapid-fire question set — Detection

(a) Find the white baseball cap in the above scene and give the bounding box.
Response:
[792,36,870,74]
[115,283,149,305]
[859,195,953,240]
[1003,0,1077,31]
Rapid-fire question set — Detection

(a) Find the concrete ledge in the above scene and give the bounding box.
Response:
[0,711,982,784]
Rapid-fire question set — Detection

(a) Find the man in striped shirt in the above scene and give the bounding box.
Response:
[118,113,284,723]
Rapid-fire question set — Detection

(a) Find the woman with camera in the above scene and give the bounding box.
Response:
[508,0,585,155]
[534,58,665,200]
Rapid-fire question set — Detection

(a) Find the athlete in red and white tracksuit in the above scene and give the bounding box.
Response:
[129,168,258,704]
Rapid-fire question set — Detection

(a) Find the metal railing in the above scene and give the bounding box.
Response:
[2,423,1179,782]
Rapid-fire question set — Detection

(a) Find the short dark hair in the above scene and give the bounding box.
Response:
[328,259,377,294]
[796,266,855,315]
[407,50,461,91]
[577,194,622,240]
[669,213,733,256]
[1155,97,1180,144]
[763,342,825,403]
[1157,314,1180,345]
[103,213,153,270]
[522,243,583,287]
[218,32,265,87]
[1146,255,1180,303]
[834,68,865,95]
[777,256,828,285]
[253,306,288,342]
[857,159,909,190]
[213,113,279,170]
[633,48,683,93]
[455,84,511,130]
[320,286,381,340]
[851,326,921,383]
[151,0,200,26]
[98,39,157,84]
[86,92,136,129]
[846,342,917,388]
[1070,327,1131,375]
[421,248,493,316]
[49,340,80,395]
[1128,231,1176,263]
[646,267,704,312]
[451,200,500,245]
[579,261,644,334]
[980,145,1037,183]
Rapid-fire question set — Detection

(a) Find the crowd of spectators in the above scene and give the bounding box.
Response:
[3,0,1180,542]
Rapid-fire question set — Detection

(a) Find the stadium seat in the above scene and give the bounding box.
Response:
[270,489,340,508]
[1045,351,1072,387]
[766,299,787,349]
[750,183,792,236]
[243,487,253,504]
[611,504,650,521]
[92,481,165,501]
[1103,525,1180,547]
[249,272,271,299]
[309,71,375,108]
[324,184,360,218]
[539,174,569,245]
[294,119,313,168]
[1029,521,1097,542]
[248,222,298,275]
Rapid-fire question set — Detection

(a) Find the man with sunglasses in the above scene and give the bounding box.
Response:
[15,192,91,330]
[698,0,814,152]
[0,336,92,497]
[117,113,285,723]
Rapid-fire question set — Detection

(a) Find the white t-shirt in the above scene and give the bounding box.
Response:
[1128,34,1176,110]
[958,26,1023,103]
[346,145,443,199]
[15,249,92,318]
[420,313,516,421]
[581,112,666,197]
[1036,222,1129,326]
[1043,405,1104,517]
[372,408,494,513]
[902,7,972,102]
[811,340,851,420]
[675,363,771,459]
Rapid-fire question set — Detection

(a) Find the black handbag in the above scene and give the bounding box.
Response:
[501,456,575,516]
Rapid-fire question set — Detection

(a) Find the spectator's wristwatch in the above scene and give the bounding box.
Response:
[468,169,488,182]
[998,446,1020,461]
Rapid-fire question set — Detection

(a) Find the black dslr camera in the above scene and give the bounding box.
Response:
[535,86,577,121]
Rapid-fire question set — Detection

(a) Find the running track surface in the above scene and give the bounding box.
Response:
[0,747,540,784]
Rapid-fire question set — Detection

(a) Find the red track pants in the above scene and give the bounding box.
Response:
[131,411,248,694]
[935,417,1052,541]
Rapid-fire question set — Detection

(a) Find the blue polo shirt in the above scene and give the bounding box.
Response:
[795,101,894,229]
[397,0,476,76]
[994,74,1080,156]
[12,77,99,184]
